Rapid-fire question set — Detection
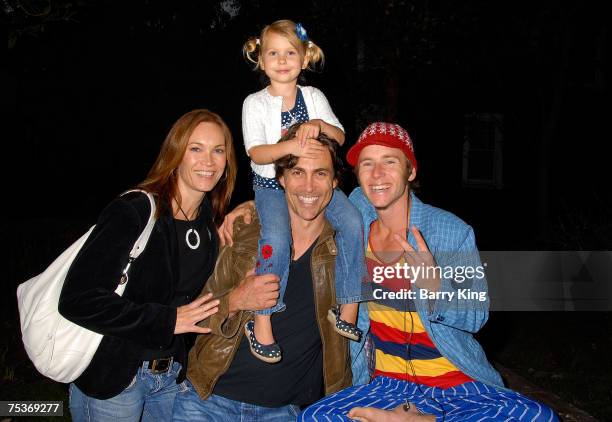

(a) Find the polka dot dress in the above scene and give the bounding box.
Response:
[252,171,283,189]
[254,88,311,190]
[281,88,309,131]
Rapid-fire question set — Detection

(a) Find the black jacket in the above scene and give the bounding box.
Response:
[59,191,217,399]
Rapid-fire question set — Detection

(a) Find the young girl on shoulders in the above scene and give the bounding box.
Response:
[241,19,368,363]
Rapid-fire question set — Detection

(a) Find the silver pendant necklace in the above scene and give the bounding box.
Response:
[286,108,298,126]
[177,203,200,250]
[282,97,299,126]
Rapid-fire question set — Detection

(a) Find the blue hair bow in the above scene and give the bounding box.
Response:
[295,23,308,42]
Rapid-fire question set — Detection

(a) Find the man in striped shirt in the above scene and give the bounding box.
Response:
[299,123,558,421]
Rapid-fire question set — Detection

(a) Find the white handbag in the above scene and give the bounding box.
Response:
[16,190,157,383]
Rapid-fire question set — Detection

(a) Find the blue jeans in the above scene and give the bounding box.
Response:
[69,361,187,422]
[173,379,300,422]
[253,185,369,315]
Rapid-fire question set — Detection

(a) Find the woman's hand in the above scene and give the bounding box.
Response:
[174,293,219,334]
[218,201,255,247]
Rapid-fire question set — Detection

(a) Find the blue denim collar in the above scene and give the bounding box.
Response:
[351,188,423,249]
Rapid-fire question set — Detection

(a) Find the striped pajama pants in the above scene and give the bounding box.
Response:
[298,376,559,422]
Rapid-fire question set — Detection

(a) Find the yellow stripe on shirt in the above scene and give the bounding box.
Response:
[368,301,427,334]
[374,348,463,378]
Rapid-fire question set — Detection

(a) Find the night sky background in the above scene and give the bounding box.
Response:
[2,0,611,419]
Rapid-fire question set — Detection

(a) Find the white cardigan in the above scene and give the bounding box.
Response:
[242,85,344,178]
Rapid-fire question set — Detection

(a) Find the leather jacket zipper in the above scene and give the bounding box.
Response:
[310,242,328,391]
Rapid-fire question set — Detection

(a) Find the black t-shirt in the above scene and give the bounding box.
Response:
[171,217,215,308]
[141,199,218,360]
[213,240,324,408]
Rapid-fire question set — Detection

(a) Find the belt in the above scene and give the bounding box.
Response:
[146,357,173,374]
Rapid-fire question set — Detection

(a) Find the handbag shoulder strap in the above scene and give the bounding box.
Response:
[120,189,157,259]
[115,190,157,288]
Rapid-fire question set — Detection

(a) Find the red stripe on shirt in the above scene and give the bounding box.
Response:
[370,319,436,349]
[373,369,474,389]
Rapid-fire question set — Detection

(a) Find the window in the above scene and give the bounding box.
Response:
[462,113,503,188]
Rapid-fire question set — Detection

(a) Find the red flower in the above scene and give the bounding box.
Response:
[261,244,273,260]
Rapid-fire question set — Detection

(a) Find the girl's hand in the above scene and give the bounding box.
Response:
[295,120,322,147]
[218,201,255,247]
[292,138,327,159]
[174,293,219,334]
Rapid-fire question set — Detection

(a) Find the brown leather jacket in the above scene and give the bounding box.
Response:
[187,214,352,400]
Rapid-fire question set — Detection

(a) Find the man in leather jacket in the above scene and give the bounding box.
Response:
[173,125,353,421]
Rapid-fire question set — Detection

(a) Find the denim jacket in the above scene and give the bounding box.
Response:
[349,188,504,389]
